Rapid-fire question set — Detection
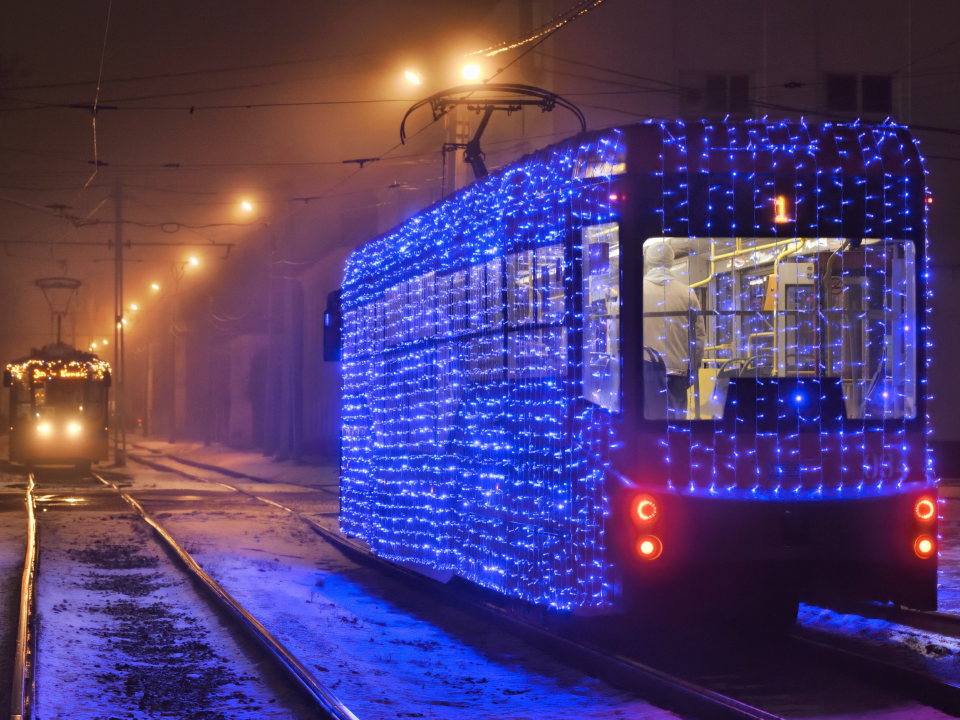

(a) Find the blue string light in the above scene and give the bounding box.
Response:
[338,120,934,612]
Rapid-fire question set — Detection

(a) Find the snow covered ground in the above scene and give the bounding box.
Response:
[33,485,310,719]
[120,460,677,720]
[122,439,960,711]
[130,439,960,616]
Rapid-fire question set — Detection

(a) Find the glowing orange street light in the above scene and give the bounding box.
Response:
[151,283,160,291]
[404,70,422,85]
[240,200,254,212]
[130,303,138,311]
[462,64,481,81]
[189,257,199,266]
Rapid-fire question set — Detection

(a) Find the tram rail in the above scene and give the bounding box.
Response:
[91,473,358,720]
[131,446,960,641]
[8,467,357,720]
[10,474,36,720]
[126,450,960,720]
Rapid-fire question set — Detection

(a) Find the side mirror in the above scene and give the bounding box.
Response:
[323,290,342,362]
[103,370,112,388]
[2,369,11,388]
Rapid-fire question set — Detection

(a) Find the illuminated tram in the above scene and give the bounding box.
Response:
[329,120,935,624]
[4,343,111,470]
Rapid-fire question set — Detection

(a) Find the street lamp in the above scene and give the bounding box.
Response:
[462,64,481,81]
[240,200,254,212]
[189,256,199,267]
[130,303,138,311]
[404,70,422,85]
[151,283,160,291]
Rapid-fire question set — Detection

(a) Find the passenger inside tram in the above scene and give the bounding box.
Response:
[642,239,705,419]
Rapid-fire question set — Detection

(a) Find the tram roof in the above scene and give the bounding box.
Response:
[7,342,105,369]
[342,119,926,301]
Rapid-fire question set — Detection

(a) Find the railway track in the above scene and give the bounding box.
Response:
[127,451,960,719]
[9,468,358,720]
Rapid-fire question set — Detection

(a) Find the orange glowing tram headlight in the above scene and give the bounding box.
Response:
[915,497,936,522]
[914,535,935,559]
[636,536,663,560]
[631,494,659,524]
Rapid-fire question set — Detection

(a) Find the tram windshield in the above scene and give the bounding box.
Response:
[30,378,105,419]
[643,237,917,421]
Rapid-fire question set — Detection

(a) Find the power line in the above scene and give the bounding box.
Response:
[5,49,387,92]
[0,94,411,113]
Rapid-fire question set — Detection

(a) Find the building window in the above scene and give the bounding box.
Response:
[862,75,893,113]
[681,73,752,118]
[825,74,858,113]
[825,73,892,114]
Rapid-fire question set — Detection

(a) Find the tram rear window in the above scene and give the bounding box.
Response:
[642,237,917,421]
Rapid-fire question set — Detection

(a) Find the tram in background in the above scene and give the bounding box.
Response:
[4,343,111,470]
[327,120,936,626]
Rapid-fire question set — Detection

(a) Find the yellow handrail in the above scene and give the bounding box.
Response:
[689,237,803,289]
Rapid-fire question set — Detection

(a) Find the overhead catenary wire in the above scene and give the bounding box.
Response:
[3,48,391,92]
[0,94,412,113]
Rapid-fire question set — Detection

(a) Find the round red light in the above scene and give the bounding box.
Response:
[633,494,659,523]
[637,535,662,560]
[915,497,936,522]
[914,535,935,559]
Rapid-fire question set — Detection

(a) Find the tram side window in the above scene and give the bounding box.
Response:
[642,238,708,420]
[410,272,437,340]
[582,223,621,412]
[536,243,565,324]
[14,382,31,419]
[438,270,468,338]
[505,242,568,379]
[507,251,535,326]
[84,381,105,418]
[467,258,505,384]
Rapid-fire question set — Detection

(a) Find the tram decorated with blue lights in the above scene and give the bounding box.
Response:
[4,344,111,469]
[331,120,936,623]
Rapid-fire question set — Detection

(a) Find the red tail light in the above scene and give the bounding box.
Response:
[632,494,659,524]
[915,497,936,522]
[637,536,663,560]
[914,535,935,559]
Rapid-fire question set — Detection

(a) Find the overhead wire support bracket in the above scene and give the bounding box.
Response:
[399,83,586,180]
[343,157,379,168]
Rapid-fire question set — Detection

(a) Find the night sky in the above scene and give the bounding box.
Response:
[0,1,501,359]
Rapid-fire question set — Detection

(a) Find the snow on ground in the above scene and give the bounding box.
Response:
[120,464,677,720]
[798,604,960,683]
[34,488,307,719]
[132,439,960,616]
[0,482,27,714]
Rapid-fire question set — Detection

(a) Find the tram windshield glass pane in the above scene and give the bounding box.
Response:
[33,378,104,418]
[643,237,917,421]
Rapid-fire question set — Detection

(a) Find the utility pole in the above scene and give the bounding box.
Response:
[113,177,127,467]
